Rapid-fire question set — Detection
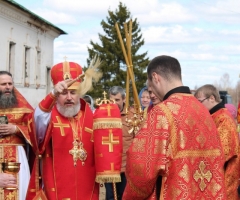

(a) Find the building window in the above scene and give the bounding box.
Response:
[36,50,41,88]
[46,66,51,94]
[24,46,30,87]
[9,42,15,75]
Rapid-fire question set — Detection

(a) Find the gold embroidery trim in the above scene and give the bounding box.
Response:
[45,187,55,191]
[84,127,93,133]
[175,149,221,159]
[0,108,32,114]
[93,118,122,130]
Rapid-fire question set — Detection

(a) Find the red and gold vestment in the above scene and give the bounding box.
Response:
[123,91,227,199]
[211,106,239,200]
[27,94,98,200]
[0,88,33,199]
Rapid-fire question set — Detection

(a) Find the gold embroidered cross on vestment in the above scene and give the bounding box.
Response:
[99,104,115,116]
[102,129,119,152]
[54,116,70,136]
[193,161,212,191]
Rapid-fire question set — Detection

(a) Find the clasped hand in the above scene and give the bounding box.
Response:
[0,173,17,188]
[0,123,16,137]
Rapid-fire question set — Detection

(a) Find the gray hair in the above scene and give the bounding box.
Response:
[108,86,126,99]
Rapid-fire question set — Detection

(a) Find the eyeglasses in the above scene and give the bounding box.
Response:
[198,97,209,103]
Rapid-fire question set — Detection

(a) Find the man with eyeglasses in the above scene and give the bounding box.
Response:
[195,84,239,200]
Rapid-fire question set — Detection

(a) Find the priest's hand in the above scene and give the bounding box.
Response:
[0,123,17,136]
[53,79,73,96]
[0,173,17,188]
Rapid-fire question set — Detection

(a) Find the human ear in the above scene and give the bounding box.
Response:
[152,72,159,83]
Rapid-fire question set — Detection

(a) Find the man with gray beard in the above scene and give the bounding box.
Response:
[0,71,33,199]
[26,61,99,200]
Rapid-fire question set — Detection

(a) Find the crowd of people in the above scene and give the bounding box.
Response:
[0,55,239,200]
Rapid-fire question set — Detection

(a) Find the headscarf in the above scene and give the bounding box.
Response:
[225,103,237,119]
[138,86,150,110]
[83,95,95,113]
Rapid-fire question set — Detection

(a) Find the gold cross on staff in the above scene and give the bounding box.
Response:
[100,104,114,116]
[63,56,68,61]
[102,91,107,98]
[102,130,120,152]
[54,116,70,136]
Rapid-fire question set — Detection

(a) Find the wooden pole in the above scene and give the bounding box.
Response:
[115,22,140,109]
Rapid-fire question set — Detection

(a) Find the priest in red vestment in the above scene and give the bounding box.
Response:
[0,71,33,200]
[123,55,227,199]
[195,84,239,200]
[26,61,99,200]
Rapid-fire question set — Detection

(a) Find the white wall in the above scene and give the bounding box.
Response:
[0,1,63,108]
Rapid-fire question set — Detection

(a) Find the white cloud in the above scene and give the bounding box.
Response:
[32,8,77,25]
[16,0,240,89]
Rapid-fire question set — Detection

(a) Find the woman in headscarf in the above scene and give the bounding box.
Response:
[138,86,151,119]
[138,86,151,110]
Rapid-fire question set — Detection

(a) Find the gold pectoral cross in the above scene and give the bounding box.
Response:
[69,140,87,166]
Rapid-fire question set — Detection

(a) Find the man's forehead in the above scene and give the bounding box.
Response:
[0,75,13,83]
[62,88,77,93]
[110,93,122,99]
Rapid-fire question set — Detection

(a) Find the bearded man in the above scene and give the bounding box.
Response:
[26,62,99,200]
[0,71,33,199]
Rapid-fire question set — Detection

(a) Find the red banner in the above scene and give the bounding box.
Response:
[93,103,122,183]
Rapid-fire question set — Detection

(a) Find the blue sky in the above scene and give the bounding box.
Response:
[15,0,240,89]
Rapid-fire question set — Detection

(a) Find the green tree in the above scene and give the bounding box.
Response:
[86,2,149,101]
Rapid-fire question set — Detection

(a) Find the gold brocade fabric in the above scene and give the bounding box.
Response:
[0,88,33,200]
[212,108,239,200]
[123,94,227,200]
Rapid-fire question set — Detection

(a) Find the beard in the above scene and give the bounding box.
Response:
[56,100,80,118]
[0,89,18,109]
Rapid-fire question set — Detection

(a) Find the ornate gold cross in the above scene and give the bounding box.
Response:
[102,91,107,98]
[193,161,212,191]
[54,116,70,136]
[102,130,119,152]
[69,140,80,166]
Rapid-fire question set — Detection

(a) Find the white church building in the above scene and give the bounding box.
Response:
[0,0,66,107]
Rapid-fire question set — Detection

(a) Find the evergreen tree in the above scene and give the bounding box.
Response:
[86,2,149,101]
